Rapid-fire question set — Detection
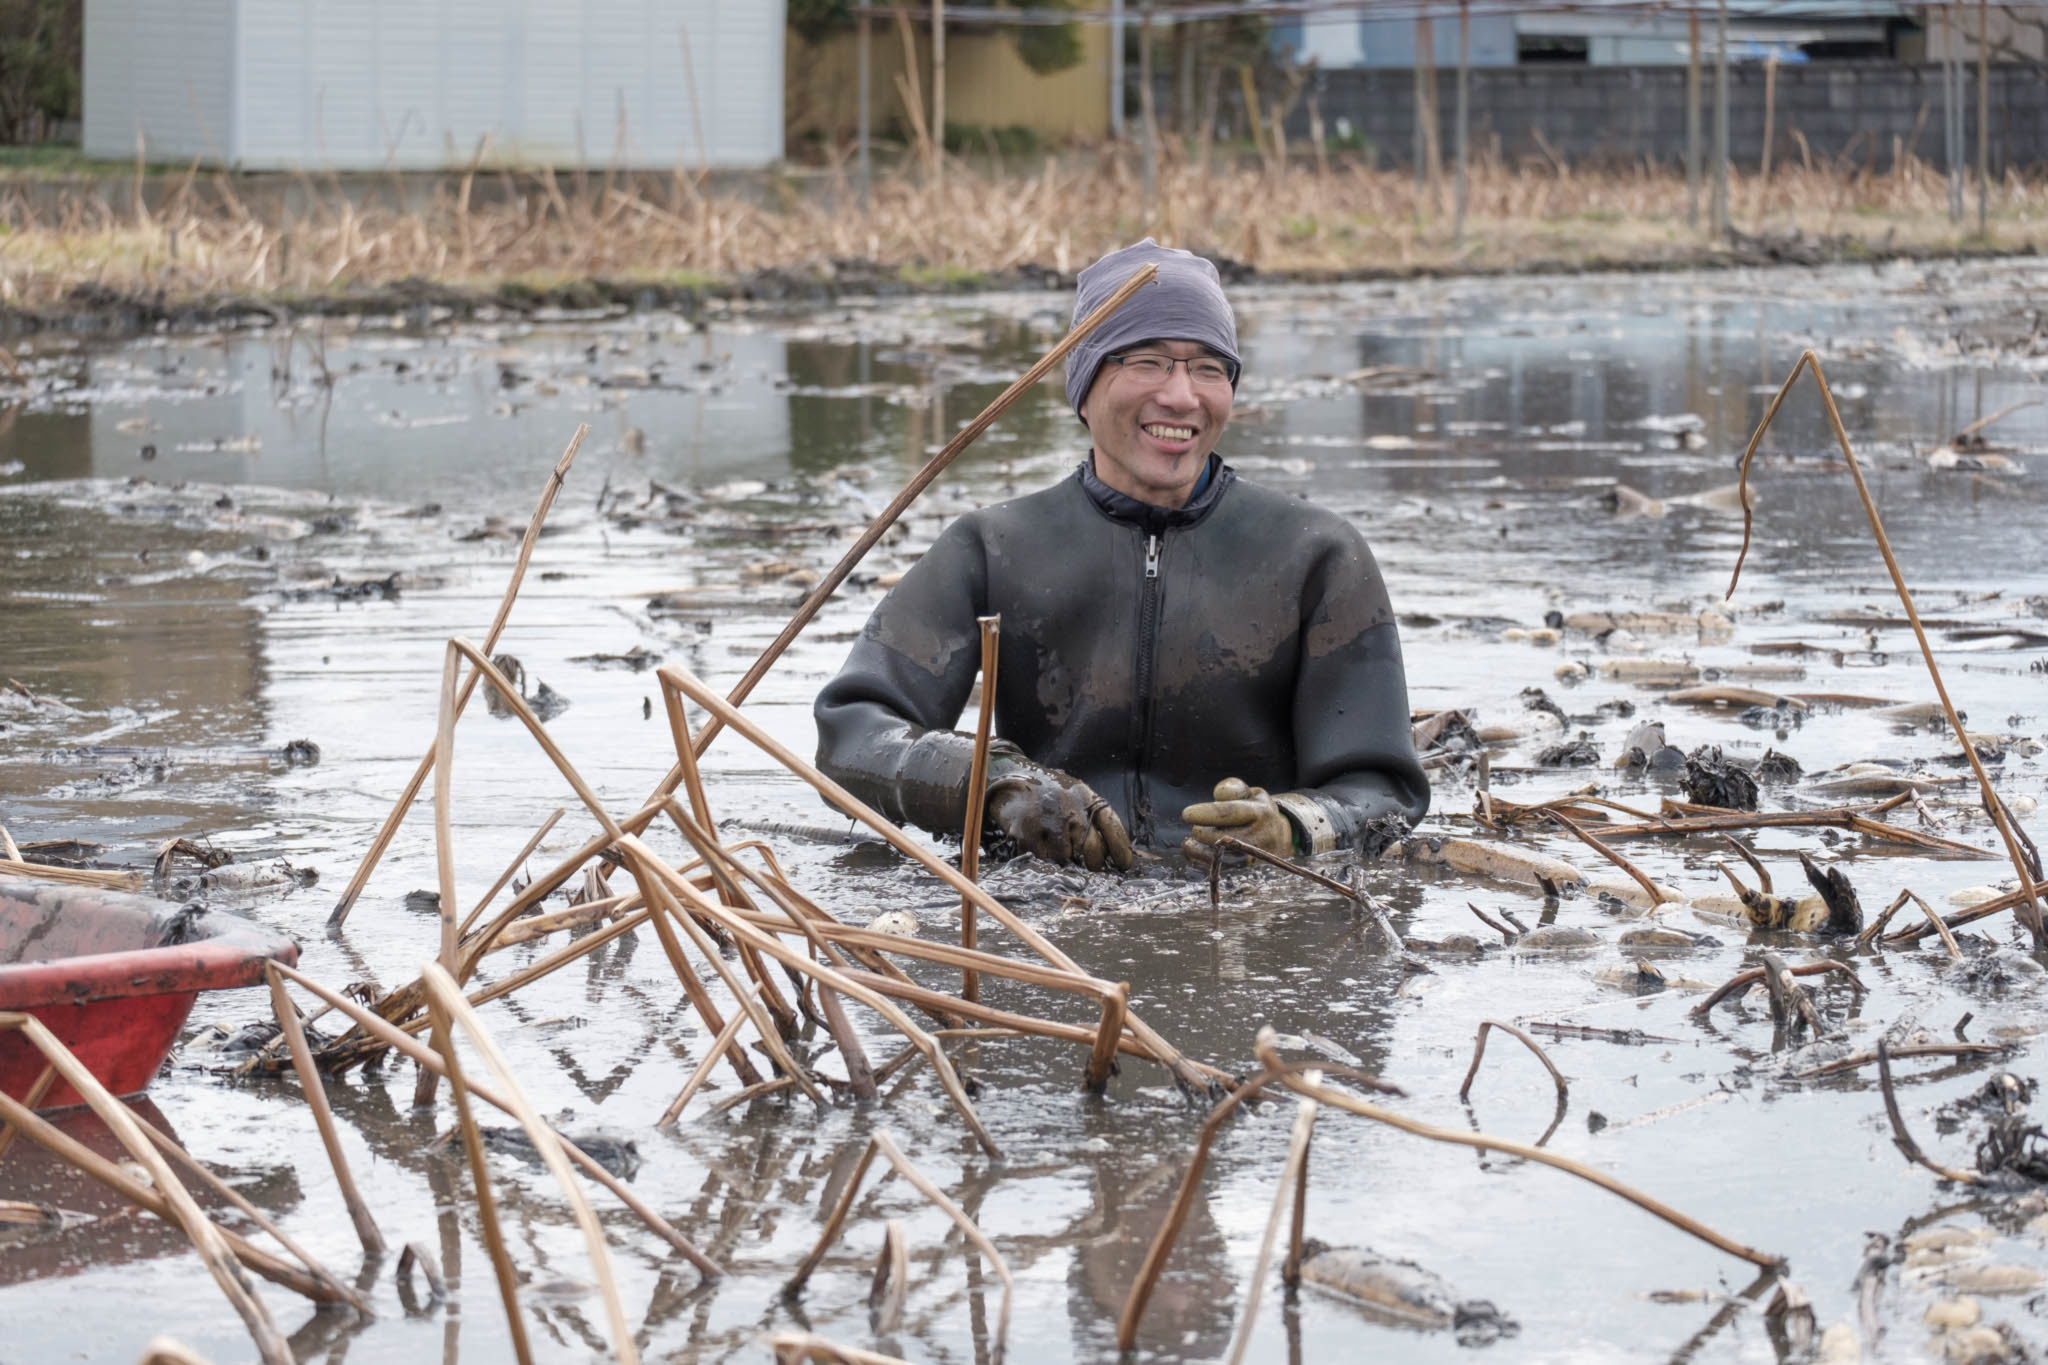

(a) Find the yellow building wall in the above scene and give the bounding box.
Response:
[788,20,1111,148]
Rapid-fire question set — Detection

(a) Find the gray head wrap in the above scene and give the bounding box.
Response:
[1064,238,1241,422]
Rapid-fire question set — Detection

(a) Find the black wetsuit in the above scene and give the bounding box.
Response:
[813,456,1429,853]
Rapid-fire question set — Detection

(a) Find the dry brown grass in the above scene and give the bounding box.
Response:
[2,145,2043,312]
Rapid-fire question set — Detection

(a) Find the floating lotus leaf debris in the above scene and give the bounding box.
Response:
[1535,732,1602,767]
[1295,1241,1519,1344]
[1683,745,1760,811]
[1755,749,1804,783]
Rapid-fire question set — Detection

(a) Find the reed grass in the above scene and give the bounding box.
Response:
[4,150,2041,314]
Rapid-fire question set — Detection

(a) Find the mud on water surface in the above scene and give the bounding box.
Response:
[4,260,2048,1363]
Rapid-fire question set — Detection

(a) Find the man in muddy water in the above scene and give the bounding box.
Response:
[814,238,1428,869]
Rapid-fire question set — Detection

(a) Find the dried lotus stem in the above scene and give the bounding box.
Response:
[1877,1038,1980,1185]
[1118,1055,1406,1351]
[426,993,532,1365]
[660,983,764,1127]
[0,1086,345,1304]
[1225,1073,1321,1365]
[1547,808,1671,905]
[1254,1034,1785,1274]
[272,962,721,1278]
[1691,958,1862,1017]
[868,1219,909,1333]
[1858,889,1913,946]
[659,662,1214,1097]
[1907,889,1965,961]
[1459,1018,1570,1112]
[785,1132,1014,1362]
[960,615,1001,1003]
[422,962,639,1363]
[266,964,383,1256]
[1724,349,2044,946]
[768,1335,913,1365]
[458,806,563,937]
[0,1014,293,1364]
[1467,901,1517,943]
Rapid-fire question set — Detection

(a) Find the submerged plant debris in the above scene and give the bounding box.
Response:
[4,262,2048,1362]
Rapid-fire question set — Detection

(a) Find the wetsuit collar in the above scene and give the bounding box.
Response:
[1077,453,1235,534]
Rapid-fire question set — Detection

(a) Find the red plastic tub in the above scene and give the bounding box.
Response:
[0,875,300,1108]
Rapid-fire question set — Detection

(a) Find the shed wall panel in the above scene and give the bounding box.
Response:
[82,1,236,162]
[129,0,783,170]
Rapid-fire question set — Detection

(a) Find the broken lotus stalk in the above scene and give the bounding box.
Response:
[1225,1071,1322,1365]
[421,961,641,1364]
[783,1131,1014,1363]
[1458,1018,1569,1112]
[960,614,1000,1004]
[328,423,586,927]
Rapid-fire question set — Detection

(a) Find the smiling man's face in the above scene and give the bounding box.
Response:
[1079,339,1234,509]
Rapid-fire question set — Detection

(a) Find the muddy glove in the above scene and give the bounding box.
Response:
[1181,778,1302,863]
[984,756,1134,872]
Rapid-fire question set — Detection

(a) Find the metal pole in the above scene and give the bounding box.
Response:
[1711,0,1729,236]
[1419,13,1440,213]
[1140,2,1157,220]
[1455,0,1470,247]
[1412,17,1426,195]
[1686,9,1702,228]
[1979,0,1991,233]
[1110,0,1126,139]
[1756,51,1777,227]
[932,0,945,188]
[857,1,871,212]
[1943,6,1961,221]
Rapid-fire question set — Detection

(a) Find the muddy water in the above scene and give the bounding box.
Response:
[3,260,2048,1364]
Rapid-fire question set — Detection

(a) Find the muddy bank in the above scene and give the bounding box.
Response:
[8,233,2041,341]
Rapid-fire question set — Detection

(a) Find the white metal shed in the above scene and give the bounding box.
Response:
[83,1,785,170]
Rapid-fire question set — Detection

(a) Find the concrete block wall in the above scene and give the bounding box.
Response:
[1231,63,2048,171]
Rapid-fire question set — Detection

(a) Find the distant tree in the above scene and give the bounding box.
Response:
[790,0,1087,76]
[0,0,80,143]
[789,0,857,46]
[1009,0,1086,75]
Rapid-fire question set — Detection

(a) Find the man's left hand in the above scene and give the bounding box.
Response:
[1181,777,1295,862]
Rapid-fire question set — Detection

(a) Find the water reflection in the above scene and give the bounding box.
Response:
[2,260,2048,1362]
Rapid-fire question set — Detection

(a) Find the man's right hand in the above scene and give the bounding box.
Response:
[984,759,1135,872]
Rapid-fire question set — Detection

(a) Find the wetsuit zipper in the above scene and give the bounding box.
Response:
[1129,530,1163,841]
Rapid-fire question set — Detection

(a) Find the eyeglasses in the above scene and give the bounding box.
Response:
[1104,351,1237,388]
